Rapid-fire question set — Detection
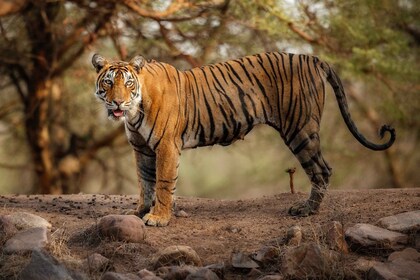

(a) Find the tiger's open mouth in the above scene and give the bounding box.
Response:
[108,109,126,119]
[113,109,125,117]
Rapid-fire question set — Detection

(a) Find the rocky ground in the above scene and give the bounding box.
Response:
[0,188,419,279]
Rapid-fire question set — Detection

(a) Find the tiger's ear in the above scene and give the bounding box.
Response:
[92,54,108,73]
[129,55,145,73]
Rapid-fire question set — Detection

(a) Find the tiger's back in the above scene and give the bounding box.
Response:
[176,52,328,149]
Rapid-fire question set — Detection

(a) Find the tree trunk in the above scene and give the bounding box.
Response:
[25,79,60,193]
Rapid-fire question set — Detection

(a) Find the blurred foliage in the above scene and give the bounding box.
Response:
[0,0,418,196]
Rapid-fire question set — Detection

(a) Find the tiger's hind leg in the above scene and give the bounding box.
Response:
[287,131,332,216]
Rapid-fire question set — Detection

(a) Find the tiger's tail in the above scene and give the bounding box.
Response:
[321,62,396,151]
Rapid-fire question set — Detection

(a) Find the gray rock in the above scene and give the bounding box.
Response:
[378,210,420,233]
[345,223,408,250]
[19,249,84,280]
[153,245,202,269]
[232,252,259,269]
[7,212,51,230]
[281,242,338,280]
[186,268,220,280]
[101,272,141,280]
[368,258,420,280]
[325,221,349,253]
[98,215,146,243]
[4,227,48,254]
[84,253,111,272]
[388,247,420,262]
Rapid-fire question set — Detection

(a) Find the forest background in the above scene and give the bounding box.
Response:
[0,0,418,198]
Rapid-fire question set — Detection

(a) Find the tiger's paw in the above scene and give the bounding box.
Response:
[123,206,150,218]
[142,213,170,227]
[288,200,318,217]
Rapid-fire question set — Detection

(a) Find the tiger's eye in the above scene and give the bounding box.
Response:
[126,80,134,87]
[103,79,113,86]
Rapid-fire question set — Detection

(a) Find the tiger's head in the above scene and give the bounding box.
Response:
[92,54,145,120]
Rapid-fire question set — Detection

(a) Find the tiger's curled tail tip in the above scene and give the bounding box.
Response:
[379,124,396,147]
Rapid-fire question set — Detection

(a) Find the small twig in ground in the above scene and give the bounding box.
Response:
[286,167,297,194]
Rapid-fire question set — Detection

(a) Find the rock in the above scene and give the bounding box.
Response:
[174,210,189,218]
[7,212,51,230]
[388,247,420,262]
[153,245,202,269]
[4,227,48,254]
[250,246,280,265]
[368,258,420,280]
[186,268,220,280]
[0,215,18,242]
[204,263,225,279]
[416,234,420,250]
[286,225,302,246]
[155,265,198,279]
[378,210,420,233]
[345,223,408,250]
[325,221,349,253]
[232,252,259,269]
[19,249,85,280]
[137,269,162,280]
[354,257,379,273]
[101,272,141,280]
[98,215,146,243]
[281,242,338,279]
[84,253,111,272]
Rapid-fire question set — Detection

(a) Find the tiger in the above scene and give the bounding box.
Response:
[92,52,395,227]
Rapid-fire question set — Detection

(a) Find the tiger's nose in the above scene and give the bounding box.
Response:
[113,99,123,106]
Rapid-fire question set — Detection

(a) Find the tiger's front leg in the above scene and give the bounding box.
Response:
[142,143,179,227]
[133,149,156,217]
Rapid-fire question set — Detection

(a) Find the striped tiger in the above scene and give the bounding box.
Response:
[92,52,395,226]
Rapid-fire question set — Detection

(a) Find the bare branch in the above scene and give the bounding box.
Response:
[159,23,202,67]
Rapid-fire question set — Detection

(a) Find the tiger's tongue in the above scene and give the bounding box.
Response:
[113,109,124,117]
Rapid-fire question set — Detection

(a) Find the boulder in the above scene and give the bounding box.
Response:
[388,247,420,262]
[7,212,51,230]
[98,215,146,243]
[153,245,202,269]
[4,227,48,254]
[345,223,408,251]
[368,258,420,280]
[378,210,420,233]
[19,249,86,280]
